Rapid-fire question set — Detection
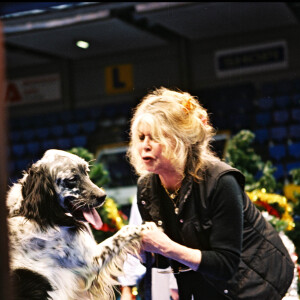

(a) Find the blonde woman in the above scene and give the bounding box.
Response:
[127,87,294,299]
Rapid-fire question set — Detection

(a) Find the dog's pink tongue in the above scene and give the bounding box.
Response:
[83,208,103,230]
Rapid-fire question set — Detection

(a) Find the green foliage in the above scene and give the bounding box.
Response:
[290,169,300,186]
[225,130,277,192]
[68,147,94,163]
[269,216,289,232]
[68,147,110,187]
[285,170,300,257]
[287,196,300,258]
[89,164,110,187]
[255,161,277,193]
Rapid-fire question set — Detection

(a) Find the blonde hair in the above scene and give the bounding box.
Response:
[128,87,219,180]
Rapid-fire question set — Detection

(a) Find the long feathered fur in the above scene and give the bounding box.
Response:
[7,149,147,300]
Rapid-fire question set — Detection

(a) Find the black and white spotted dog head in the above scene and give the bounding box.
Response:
[10,149,106,230]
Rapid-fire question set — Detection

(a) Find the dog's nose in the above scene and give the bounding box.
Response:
[95,196,105,207]
[96,193,106,205]
[99,193,106,200]
[98,188,106,199]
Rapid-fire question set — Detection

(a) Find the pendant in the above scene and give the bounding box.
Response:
[174,207,179,215]
[170,194,176,200]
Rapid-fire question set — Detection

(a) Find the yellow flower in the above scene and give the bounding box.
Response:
[104,198,126,230]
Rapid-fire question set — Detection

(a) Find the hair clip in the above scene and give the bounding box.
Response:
[181,98,195,113]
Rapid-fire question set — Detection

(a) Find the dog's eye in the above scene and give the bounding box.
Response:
[63,176,78,188]
[68,176,77,182]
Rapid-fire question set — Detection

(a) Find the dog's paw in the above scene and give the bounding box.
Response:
[114,225,143,241]
[141,222,157,231]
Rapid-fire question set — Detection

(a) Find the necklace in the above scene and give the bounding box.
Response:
[161,184,181,214]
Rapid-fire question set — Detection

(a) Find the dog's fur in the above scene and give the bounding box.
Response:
[7,149,147,300]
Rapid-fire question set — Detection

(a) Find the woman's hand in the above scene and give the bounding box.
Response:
[141,222,172,255]
[141,222,202,271]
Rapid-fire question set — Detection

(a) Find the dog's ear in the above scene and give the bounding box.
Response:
[20,165,60,229]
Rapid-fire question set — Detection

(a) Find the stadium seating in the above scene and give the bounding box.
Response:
[269,144,286,161]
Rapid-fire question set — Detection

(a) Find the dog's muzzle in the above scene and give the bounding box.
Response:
[64,194,106,230]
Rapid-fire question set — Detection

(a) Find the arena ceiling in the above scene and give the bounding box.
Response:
[1,2,299,69]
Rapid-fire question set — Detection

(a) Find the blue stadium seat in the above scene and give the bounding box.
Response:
[56,138,72,150]
[26,141,41,155]
[291,108,300,123]
[88,107,102,119]
[286,161,300,173]
[30,114,46,128]
[50,125,64,137]
[288,142,300,159]
[58,111,73,123]
[42,139,56,151]
[292,94,300,106]
[74,108,90,122]
[254,129,269,144]
[273,164,285,180]
[270,126,288,142]
[66,123,80,135]
[42,112,60,126]
[22,129,36,142]
[273,110,289,124]
[289,125,300,140]
[35,127,50,140]
[16,159,31,171]
[256,97,274,110]
[12,144,26,157]
[9,130,23,143]
[19,116,35,129]
[72,135,87,147]
[269,144,286,161]
[81,120,97,134]
[274,95,290,109]
[103,105,117,118]
[255,112,271,127]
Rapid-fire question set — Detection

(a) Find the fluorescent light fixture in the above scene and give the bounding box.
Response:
[76,40,89,49]
[3,9,110,34]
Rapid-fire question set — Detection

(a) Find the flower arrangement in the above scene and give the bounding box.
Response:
[247,188,294,232]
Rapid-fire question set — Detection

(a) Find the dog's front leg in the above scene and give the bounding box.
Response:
[89,224,154,299]
[94,224,145,268]
[93,222,156,269]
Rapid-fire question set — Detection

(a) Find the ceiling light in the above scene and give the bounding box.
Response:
[76,40,89,49]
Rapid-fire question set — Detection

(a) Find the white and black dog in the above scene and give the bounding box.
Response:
[7,149,147,300]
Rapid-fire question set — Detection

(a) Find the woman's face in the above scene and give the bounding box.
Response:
[136,122,174,175]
